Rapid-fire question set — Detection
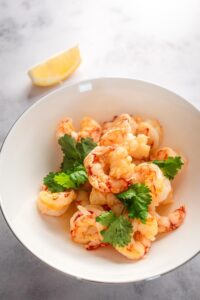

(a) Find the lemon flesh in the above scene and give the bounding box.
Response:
[28,46,81,87]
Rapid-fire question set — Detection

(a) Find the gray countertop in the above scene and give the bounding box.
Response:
[0,0,200,299]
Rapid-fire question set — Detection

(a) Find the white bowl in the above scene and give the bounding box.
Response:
[0,78,200,283]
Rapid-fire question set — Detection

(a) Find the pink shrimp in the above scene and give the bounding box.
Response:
[56,118,78,140]
[155,206,186,233]
[77,117,102,142]
[70,205,107,250]
[84,145,135,193]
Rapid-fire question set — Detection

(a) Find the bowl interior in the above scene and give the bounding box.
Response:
[1,78,200,283]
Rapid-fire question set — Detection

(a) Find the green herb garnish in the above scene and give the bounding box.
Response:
[153,156,184,180]
[43,134,96,192]
[96,211,132,247]
[116,183,152,223]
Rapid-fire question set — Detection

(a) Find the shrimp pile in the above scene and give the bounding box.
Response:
[37,114,186,260]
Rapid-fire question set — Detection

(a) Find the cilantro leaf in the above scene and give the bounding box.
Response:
[54,172,76,189]
[43,172,65,193]
[58,135,81,161]
[116,183,152,223]
[96,212,132,247]
[153,156,184,180]
[61,156,80,172]
[96,211,117,226]
[76,137,97,161]
[100,215,132,247]
[59,134,97,172]
[43,135,96,192]
[69,165,88,188]
[43,166,88,192]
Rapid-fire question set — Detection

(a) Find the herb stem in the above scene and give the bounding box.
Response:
[121,205,127,215]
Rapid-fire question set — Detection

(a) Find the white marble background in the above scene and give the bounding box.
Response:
[0,0,200,299]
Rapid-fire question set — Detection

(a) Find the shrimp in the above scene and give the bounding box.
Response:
[100,127,130,146]
[77,117,102,142]
[151,206,186,233]
[84,146,135,193]
[133,162,172,207]
[70,205,106,250]
[137,119,162,151]
[100,126,150,160]
[128,134,150,160]
[134,214,158,241]
[102,114,138,135]
[109,146,135,179]
[89,188,124,216]
[75,190,90,207]
[151,147,179,160]
[150,147,185,182]
[115,214,158,260]
[56,118,77,140]
[37,189,76,216]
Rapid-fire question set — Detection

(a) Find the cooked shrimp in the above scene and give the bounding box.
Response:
[70,205,106,250]
[77,117,102,142]
[100,127,150,160]
[151,147,179,160]
[133,162,172,207]
[84,146,135,193]
[134,214,158,241]
[37,189,76,216]
[115,214,158,260]
[116,233,151,260]
[56,118,77,140]
[102,114,138,135]
[90,188,124,216]
[150,147,185,181]
[153,206,186,233]
[75,190,90,207]
[137,119,162,151]
[159,183,174,205]
[100,127,130,146]
[108,146,135,179]
[128,134,150,160]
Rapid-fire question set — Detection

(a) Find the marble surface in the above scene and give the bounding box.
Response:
[0,0,200,299]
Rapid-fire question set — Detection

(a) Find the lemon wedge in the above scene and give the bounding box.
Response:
[28,46,81,86]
